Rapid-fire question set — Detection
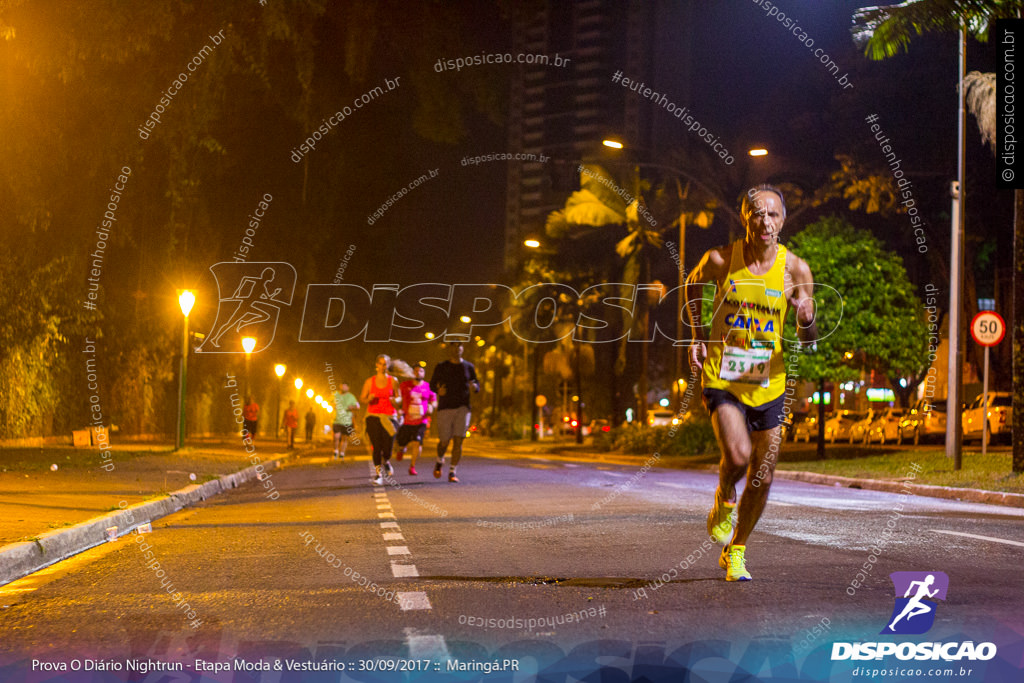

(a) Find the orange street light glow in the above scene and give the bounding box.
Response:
[178,290,196,317]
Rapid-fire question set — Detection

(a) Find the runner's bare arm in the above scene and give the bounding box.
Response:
[359,378,374,404]
[685,246,729,368]
[787,254,818,345]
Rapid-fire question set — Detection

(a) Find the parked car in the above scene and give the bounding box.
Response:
[847,411,877,444]
[963,392,1013,445]
[898,399,947,445]
[823,411,864,443]
[866,407,906,444]
[585,419,611,436]
[791,414,817,442]
[647,410,675,427]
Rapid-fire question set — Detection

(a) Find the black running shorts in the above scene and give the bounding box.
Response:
[702,388,785,432]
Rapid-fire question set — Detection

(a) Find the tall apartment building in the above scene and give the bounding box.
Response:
[503,0,658,270]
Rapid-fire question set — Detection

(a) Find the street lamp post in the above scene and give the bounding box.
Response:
[176,290,196,451]
[274,364,286,439]
[242,336,256,398]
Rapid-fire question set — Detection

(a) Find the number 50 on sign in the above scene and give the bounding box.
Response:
[970,311,1005,347]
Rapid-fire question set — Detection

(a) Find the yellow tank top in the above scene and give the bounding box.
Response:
[702,240,788,406]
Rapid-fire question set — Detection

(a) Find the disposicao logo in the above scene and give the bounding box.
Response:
[882,571,948,635]
[832,571,997,662]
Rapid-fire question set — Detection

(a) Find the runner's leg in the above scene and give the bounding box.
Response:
[451,437,464,467]
[711,403,753,503]
[731,425,782,547]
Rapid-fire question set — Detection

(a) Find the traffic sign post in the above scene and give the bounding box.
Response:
[971,312,1006,456]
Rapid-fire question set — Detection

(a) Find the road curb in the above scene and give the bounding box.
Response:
[772,470,1024,508]
[0,454,290,587]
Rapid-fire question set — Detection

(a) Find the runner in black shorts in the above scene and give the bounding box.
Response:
[686,185,818,581]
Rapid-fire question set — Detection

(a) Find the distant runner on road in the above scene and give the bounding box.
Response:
[430,342,479,483]
[686,184,818,581]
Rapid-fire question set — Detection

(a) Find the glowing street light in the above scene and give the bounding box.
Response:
[274,364,286,438]
[602,139,624,149]
[176,290,195,451]
[315,394,324,405]
[242,336,256,396]
[178,291,196,317]
[306,388,314,399]
[460,315,472,324]
[748,148,768,157]
[523,238,541,248]
[294,377,303,390]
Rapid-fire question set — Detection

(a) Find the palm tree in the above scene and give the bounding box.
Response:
[546,163,662,424]
[853,0,1024,473]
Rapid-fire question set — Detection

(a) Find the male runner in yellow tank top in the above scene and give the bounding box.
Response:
[685,185,817,581]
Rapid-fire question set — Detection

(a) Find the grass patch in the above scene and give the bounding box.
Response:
[777,449,1024,494]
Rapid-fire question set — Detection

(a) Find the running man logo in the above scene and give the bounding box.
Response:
[198,262,296,353]
[881,571,949,635]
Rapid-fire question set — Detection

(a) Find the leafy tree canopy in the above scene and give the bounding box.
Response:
[786,217,930,398]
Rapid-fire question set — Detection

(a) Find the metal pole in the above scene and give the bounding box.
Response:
[676,210,686,413]
[946,24,967,471]
[275,378,281,440]
[982,345,990,456]
[575,335,583,444]
[176,315,188,450]
[531,345,539,441]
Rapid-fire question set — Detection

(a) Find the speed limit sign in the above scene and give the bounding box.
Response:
[971,311,1006,347]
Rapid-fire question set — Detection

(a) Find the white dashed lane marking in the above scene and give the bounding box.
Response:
[391,562,419,578]
[387,546,411,555]
[930,529,1024,548]
[406,630,449,659]
[396,591,432,611]
[383,532,405,541]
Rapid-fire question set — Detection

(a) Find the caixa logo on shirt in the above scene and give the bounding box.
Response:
[831,572,997,662]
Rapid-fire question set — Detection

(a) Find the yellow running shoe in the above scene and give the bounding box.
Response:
[722,544,752,581]
[706,488,737,545]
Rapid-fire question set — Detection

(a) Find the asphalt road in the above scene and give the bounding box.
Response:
[1,442,1022,681]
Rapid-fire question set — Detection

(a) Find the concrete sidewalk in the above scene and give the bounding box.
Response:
[0,436,330,587]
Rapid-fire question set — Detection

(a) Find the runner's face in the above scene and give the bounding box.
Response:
[415,366,425,380]
[745,192,785,244]
[447,343,464,361]
[375,356,388,372]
